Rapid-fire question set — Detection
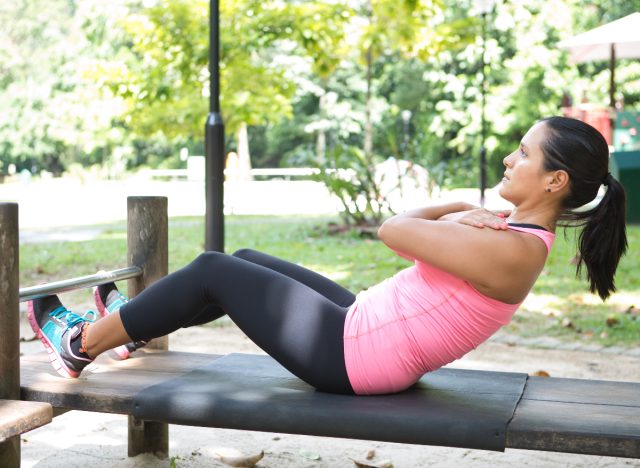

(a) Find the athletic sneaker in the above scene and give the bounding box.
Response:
[27,295,94,378]
[93,282,147,359]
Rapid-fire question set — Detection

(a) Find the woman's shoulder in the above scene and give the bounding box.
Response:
[507,223,555,253]
[472,227,549,303]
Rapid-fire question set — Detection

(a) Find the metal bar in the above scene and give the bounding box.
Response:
[19,267,142,302]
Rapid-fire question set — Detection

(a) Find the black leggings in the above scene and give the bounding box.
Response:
[119,249,356,394]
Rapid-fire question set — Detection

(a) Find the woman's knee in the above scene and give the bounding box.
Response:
[190,251,228,271]
[231,248,259,260]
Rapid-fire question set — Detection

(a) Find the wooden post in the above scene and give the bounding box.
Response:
[126,197,169,458]
[0,204,20,468]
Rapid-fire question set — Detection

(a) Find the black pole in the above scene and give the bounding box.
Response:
[205,0,225,252]
[479,11,487,207]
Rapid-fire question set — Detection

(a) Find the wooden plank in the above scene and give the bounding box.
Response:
[507,394,640,458]
[521,375,640,407]
[0,400,52,442]
[20,350,221,414]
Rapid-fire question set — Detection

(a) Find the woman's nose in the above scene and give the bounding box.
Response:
[503,154,512,167]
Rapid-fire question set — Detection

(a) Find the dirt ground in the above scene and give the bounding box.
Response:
[17,316,640,468]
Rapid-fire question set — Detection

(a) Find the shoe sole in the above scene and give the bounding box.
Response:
[27,301,79,378]
[93,288,131,360]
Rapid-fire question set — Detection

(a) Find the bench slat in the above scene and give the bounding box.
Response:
[20,350,219,414]
[0,400,52,442]
[521,375,640,407]
[507,398,640,458]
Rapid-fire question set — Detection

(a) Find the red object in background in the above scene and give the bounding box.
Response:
[561,107,612,144]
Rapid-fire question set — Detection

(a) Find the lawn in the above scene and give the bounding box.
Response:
[20,216,640,346]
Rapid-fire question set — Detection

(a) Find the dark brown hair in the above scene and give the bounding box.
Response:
[540,116,627,300]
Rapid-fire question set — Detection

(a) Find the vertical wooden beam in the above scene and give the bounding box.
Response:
[0,203,20,468]
[126,196,169,458]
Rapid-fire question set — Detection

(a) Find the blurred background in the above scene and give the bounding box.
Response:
[1,0,639,226]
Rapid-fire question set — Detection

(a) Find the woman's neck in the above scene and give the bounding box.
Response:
[507,205,561,233]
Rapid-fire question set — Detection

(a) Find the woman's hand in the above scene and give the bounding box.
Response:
[439,208,512,230]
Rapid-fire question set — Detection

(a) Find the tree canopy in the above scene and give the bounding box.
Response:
[1,0,639,188]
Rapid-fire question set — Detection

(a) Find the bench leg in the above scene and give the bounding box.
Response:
[128,416,168,458]
[126,197,170,458]
[0,437,20,468]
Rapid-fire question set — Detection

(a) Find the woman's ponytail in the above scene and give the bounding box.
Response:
[540,117,628,300]
[568,174,627,300]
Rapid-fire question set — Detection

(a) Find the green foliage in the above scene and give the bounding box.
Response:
[103,0,354,140]
[312,144,389,226]
[3,0,640,189]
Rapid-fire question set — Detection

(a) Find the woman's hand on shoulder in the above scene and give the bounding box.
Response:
[439,208,512,230]
[378,207,543,301]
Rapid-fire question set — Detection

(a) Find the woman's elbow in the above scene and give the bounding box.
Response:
[377,223,387,240]
[378,217,399,241]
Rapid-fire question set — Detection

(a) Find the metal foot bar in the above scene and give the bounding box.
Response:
[19,267,143,302]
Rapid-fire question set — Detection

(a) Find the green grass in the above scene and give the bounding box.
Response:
[20,217,640,346]
[504,226,640,347]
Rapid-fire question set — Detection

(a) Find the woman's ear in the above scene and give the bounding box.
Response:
[546,170,569,193]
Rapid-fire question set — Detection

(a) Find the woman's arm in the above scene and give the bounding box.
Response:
[388,201,476,222]
[378,203,546,302]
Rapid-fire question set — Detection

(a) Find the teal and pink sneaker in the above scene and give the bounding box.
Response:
[27,295,95,378]
[93,282,147,359]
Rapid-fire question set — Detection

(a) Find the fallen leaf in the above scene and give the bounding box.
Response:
[217,450,264,467]
[366,450,376,460]
[561,318,574,329]
[351,458,394,468]
[606,316,620,327]
[621,305,636,314]
[531,370,550,377]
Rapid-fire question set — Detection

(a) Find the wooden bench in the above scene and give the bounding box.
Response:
[17,349,640,459]
[0,400,52,443]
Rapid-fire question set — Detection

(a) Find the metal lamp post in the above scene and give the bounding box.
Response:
[476,0,494,207]
[205,0,225,252]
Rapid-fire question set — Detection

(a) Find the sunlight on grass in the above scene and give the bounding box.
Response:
[521,293,566,316]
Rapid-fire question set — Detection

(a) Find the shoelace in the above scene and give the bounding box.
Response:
[81,310,98,322]
[48,306,89,329]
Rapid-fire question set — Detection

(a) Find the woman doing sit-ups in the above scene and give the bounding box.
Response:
[28,116,627,395]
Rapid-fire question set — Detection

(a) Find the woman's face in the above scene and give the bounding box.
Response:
[499,121,551,205]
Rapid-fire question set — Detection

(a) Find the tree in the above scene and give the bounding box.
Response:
[0,0,139,175]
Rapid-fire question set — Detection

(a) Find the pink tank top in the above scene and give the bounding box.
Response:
[343,225,555,395]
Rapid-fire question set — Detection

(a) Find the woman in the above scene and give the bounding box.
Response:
[28,116,627,395]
